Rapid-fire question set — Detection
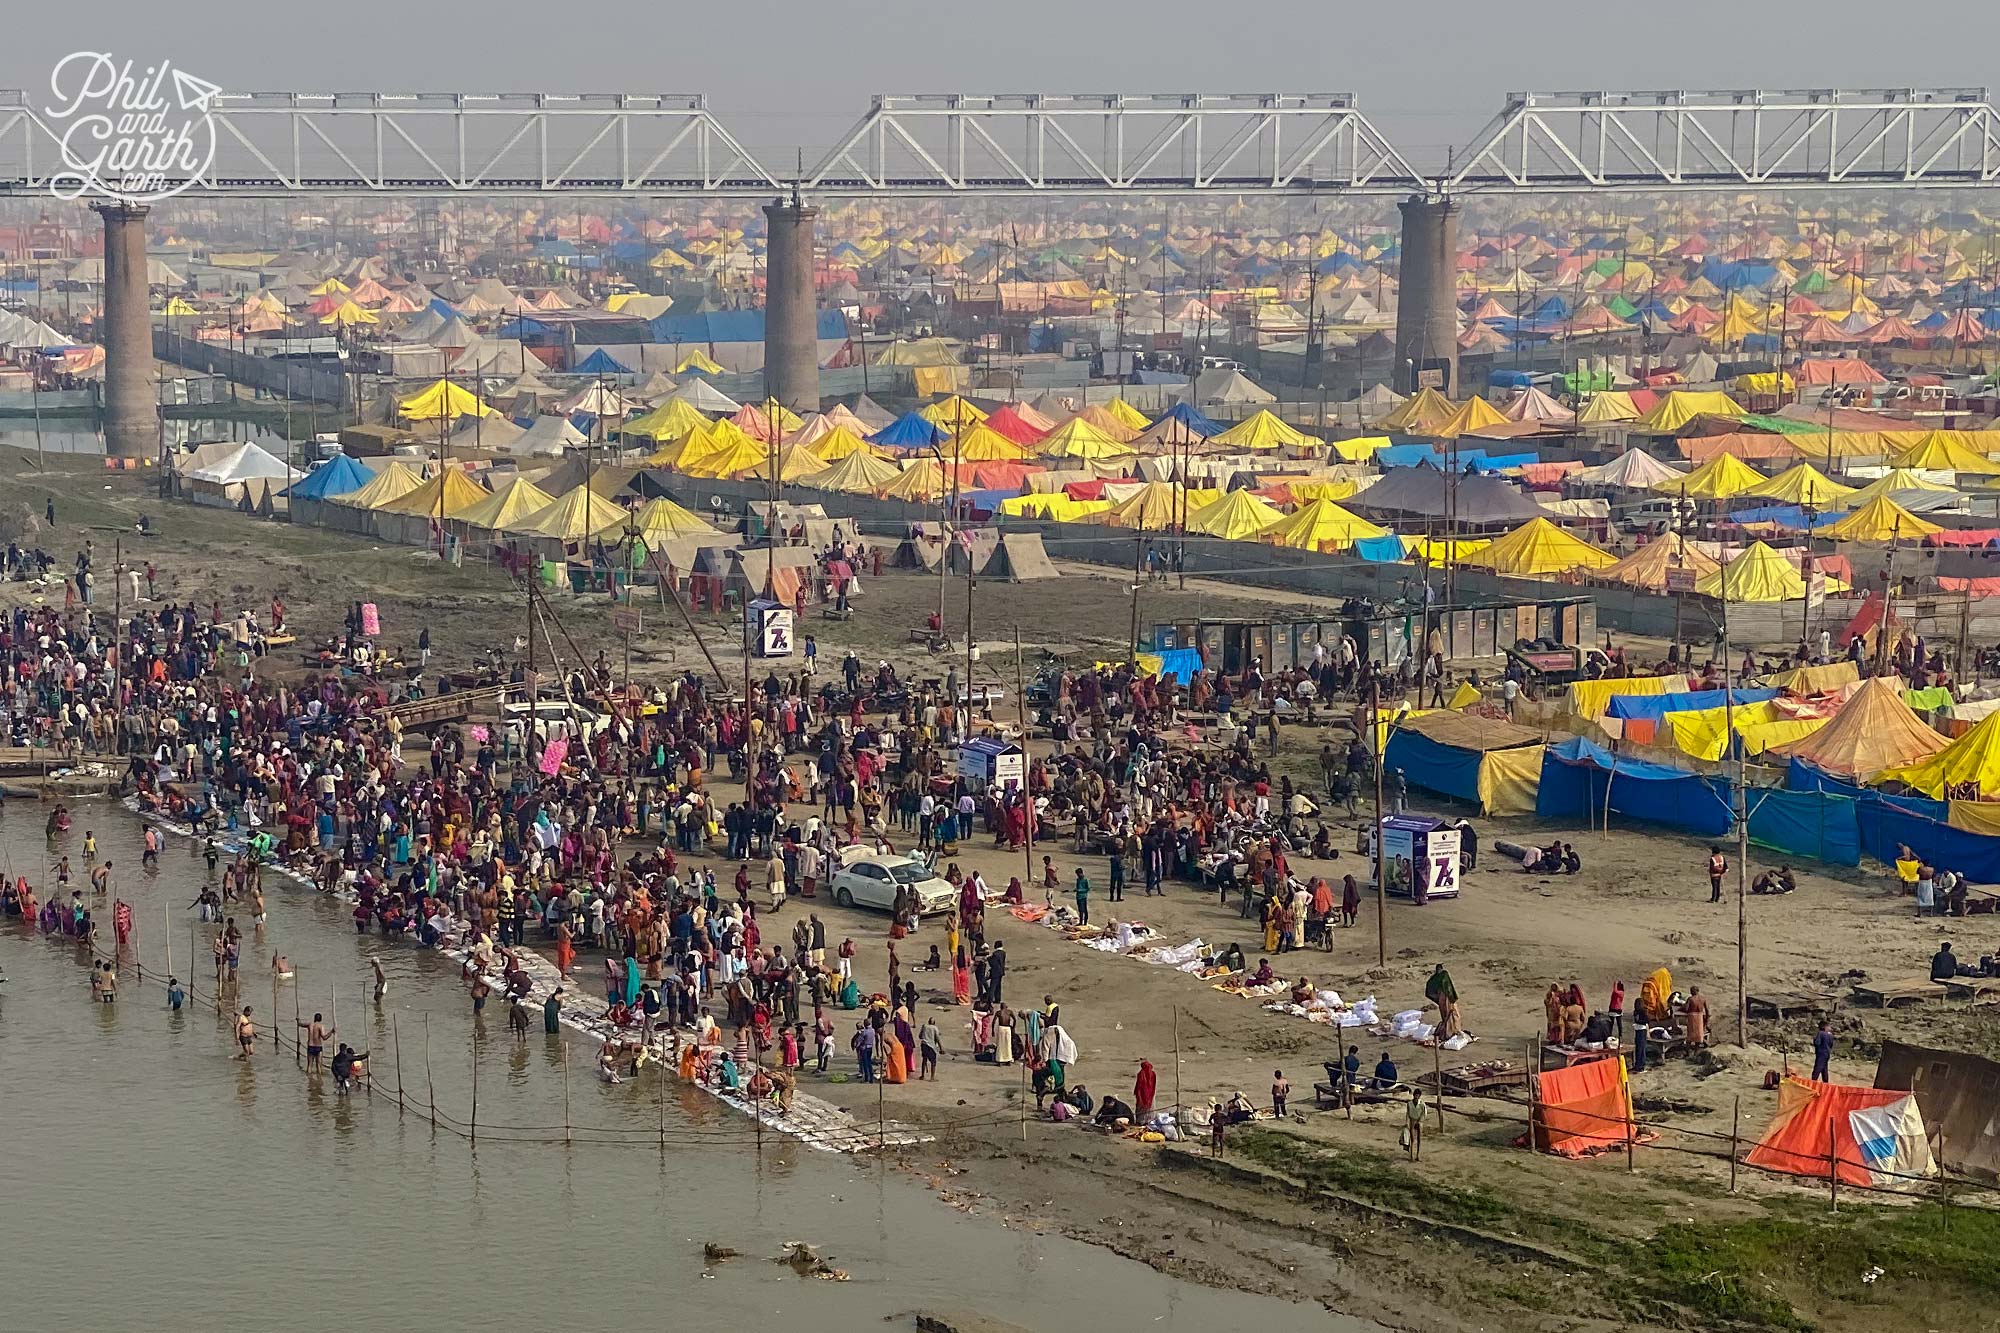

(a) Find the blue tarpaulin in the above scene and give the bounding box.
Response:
[1538,736,1734,836]
[1376,445,1440,468]
[1151,647,1203,684]
[870,412,949,448]
[1605,688,1781,723]
[1156,402,1220,437]
[1353,535,1405,562]
[1747,787,1861,867]
[1783,759,2000,881]
[282,454,374,499]
[1384,729,1486,806]
[574,348,632,376]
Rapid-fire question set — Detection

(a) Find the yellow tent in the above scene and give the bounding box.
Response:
[810,426,882,460]
[458,475,556,530]
[1430,395,1511,440]
[159,295,200,316]
[770,441,831,483]
[1373,386,1456,433]
[939,424,1032,462]
[1186,489,1283,539]
[631,495,716,539]
[622,397,711,441]
[881,458,947,502]
[1577,392,1641,424]
[1775,675,1948,783]
[1456,517,1615,576]
[1594,533,1720,591]
[646,425,715,469]
[1816,495,1943,542]
[1694,541,1846,601]
[1404,535,1490,565]
[1655,453,1766,499]
[1888,430,2000,475]
[308,277,350,295]
[1843,469,1957,504]
[1099,481,1194,529]
[1877,709,2000,798]
[747,397,805,437]
[1260,497,1389,551]
[673,348,725,375]
[1099,398,1151,431]
[1328,437,1389,463]
[510,486,630,540]
[319,300,378,327]
[1634,390,1747,433]
[921,395,987,428]
[1744,462,1856,506]
[375,467,491,518]
[398,379,491,422]
[335,460,427,509]
[1037,417,1135,461]
[811,450,902,494]
[683,431,770,479]
[1210,409,1321,451]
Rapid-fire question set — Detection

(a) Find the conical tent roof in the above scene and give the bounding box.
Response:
[398,379,491,422]
[1430,395,1511,440]
[1843,469,1957,504]
[1074,404,1143,443]
[622,396,710,441]
[1037,417,1134,460]
[1099,481,1194,530]
[809,426,881,460]
[1695,541,1833,601]
[671,380,739,413]
[1889,430,2000,475]
[283,454,374,499]
[459,475,556,530]
[1575,449,1684,489]
[1456,516,1615,575]
[511,486,630,540]
[770,441,831,483]
[1260,497,1390,551]
[1655,453,1766,499]
[1210,409,1320,451]
[881,458,947,502]
[1875,705,2000,797]
[631,495,716,539]
[1098,397,1151,431]
[1594,533,1720,591]
[336,460,428,508]
[1372,386,1456,432]
[1186,488,1283,539]
[811,450,902,493]
[1503,385,1576,424]
[1745,462,1857,506]
[683,432,770,479]
[376,467,491,518]
[1816,495,1943,542]
[1635,390,1746,433]
[940,423,1032,462]
[920,395,987,427]
[1776,675,1948,783]
[1577,391,1641,424]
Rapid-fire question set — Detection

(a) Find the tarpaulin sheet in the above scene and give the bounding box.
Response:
[1746,1078,1936,1189]
[1605,687,1780,723]
[1531,1055,1633,1157]
[1905,686,1954,713]
[1565,675,1689,719]
[1758,660,1860,696]
[1384,729,1486,806]
[1478,745,1543,817]
[1786,760,2000,880]
[1537,736,1733,836]
[1151,648,1204,685]
[1748,787,1861,866]
[1352,535,1405,562]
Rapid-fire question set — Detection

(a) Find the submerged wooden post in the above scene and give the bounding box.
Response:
[392,1015,405,1116]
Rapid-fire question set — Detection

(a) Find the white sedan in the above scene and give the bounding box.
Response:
[829,852,958,915]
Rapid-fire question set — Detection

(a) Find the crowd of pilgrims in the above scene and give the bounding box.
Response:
[0,589,1390,1061]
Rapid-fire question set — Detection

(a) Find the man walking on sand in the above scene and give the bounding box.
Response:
[1707,846,1727,903]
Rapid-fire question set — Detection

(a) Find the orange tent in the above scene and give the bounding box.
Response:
[1744,1077,1936,1189]
[1529,1055,1634,1157]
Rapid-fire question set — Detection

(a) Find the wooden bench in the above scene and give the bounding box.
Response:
[1940,975,2000,1002]
[1746,991,1834,1020]
[1850,975,1951,1007]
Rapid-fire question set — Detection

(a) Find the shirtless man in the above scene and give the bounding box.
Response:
[297,1011,333,1072]
[370,957,388,1003]
[233,1006,257,1059]
[248,887,266,930]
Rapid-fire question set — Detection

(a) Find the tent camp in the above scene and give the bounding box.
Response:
[1874,1040,2000,1184]
[1382,711,1542,815]
[1655,453,1765,500]
[1817,495,1942,542]
[1744,1077,1936,1189]
[1695,541,1844,602]
[1186,488,1283,539]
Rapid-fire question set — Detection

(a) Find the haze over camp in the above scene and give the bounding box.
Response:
[10,7,2000,1333]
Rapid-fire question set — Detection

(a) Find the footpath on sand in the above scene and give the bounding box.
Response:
[123,797,926,1152]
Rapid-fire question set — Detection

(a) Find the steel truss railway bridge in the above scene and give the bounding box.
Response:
[0,86,1993,454]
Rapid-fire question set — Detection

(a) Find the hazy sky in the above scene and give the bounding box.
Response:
[10,0,2000,174]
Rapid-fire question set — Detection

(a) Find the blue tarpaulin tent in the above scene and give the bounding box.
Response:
[282,454,374,499]
[1747,786,1861,867]
[574,348,633,376]
[1605,688,1781,724]
[1353,534,1406,562]
[871,412,949,448]
[1785,759,2000,881]
[1538,736,1733,836]
[1156,402,1220,437]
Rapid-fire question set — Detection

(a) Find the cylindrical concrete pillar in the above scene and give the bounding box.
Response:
[94,202,157,458]
[762,200,821,414]
[1392,195,1459,395]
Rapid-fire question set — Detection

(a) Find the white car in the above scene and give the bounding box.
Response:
[830,852,957,915]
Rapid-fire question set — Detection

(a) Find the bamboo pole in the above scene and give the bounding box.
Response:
[392,1015,404,1116]
[470,1025,480,1146]
[1434,1041,1445,1132]
[425,1017,437,1129]
[1828,1117,1838,1211]
[562,1038,571,1145]
[1729,1095,1740,1194]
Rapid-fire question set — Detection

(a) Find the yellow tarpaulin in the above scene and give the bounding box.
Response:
[1577,392,1641,424]
[459,476,556,530]
[398,379,491,422]
[1889,429,2000,475]
[1477,745,1543,816]
[1655,453,1766,499]
[1210,409,1320,451]
[1635,390,1747,433]
[1447,681,1482,710]
[1745,462,1855,506]
[1877,709,2000,798]
[1431,395,1510,440]
[1456,516,1615,576]
[335,460,427,509]
[375,467,491,518]
[1260,497,1389,551]
[1036,417,1131,461]
[1373,386,1456,433]
[1696,541,1846,602]
[1946,800,2000,837]
[622,397,711,441]
[1404,536,1491,565]
[1566,674,1689,719]
[1817,495,1944,541]
[1328,436,1389,462]
[1759,660,1860,695]
[1186,489,1283,539]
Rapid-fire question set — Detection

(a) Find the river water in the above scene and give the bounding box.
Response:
[0,802,1367,1332]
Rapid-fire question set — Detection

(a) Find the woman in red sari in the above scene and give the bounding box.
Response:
[1134,1059,1158,1119]
[952,946,972,1004]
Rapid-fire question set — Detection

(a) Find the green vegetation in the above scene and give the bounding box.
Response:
[1218,1127,2000,1330]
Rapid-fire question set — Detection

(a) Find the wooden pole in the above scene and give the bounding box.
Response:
[1015,626,1034,892]
[286,972,298,1069]
[1173,1006,1183,1127]
[562,1038,571,1145]
[470,1024,480,1146]
[1828,1117,1838,1211]
[1370,679,1387,968]
[659,1038,668,1152]
[425,1017,437,1129]
[1433,1040,1445,1132]
[392,1014,404,1116]
[1019,1047,1027,1143]
[1729,1095,1740,1194]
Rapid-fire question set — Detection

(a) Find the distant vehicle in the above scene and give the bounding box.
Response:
[829,851,956,914]
[1200,355,1243,371]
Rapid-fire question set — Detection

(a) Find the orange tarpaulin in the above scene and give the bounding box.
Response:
[1530,1055,1633,1156]
[1744,1077,1936,1189]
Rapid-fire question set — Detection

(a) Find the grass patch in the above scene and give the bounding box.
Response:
[1222,1127,2000,1330]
